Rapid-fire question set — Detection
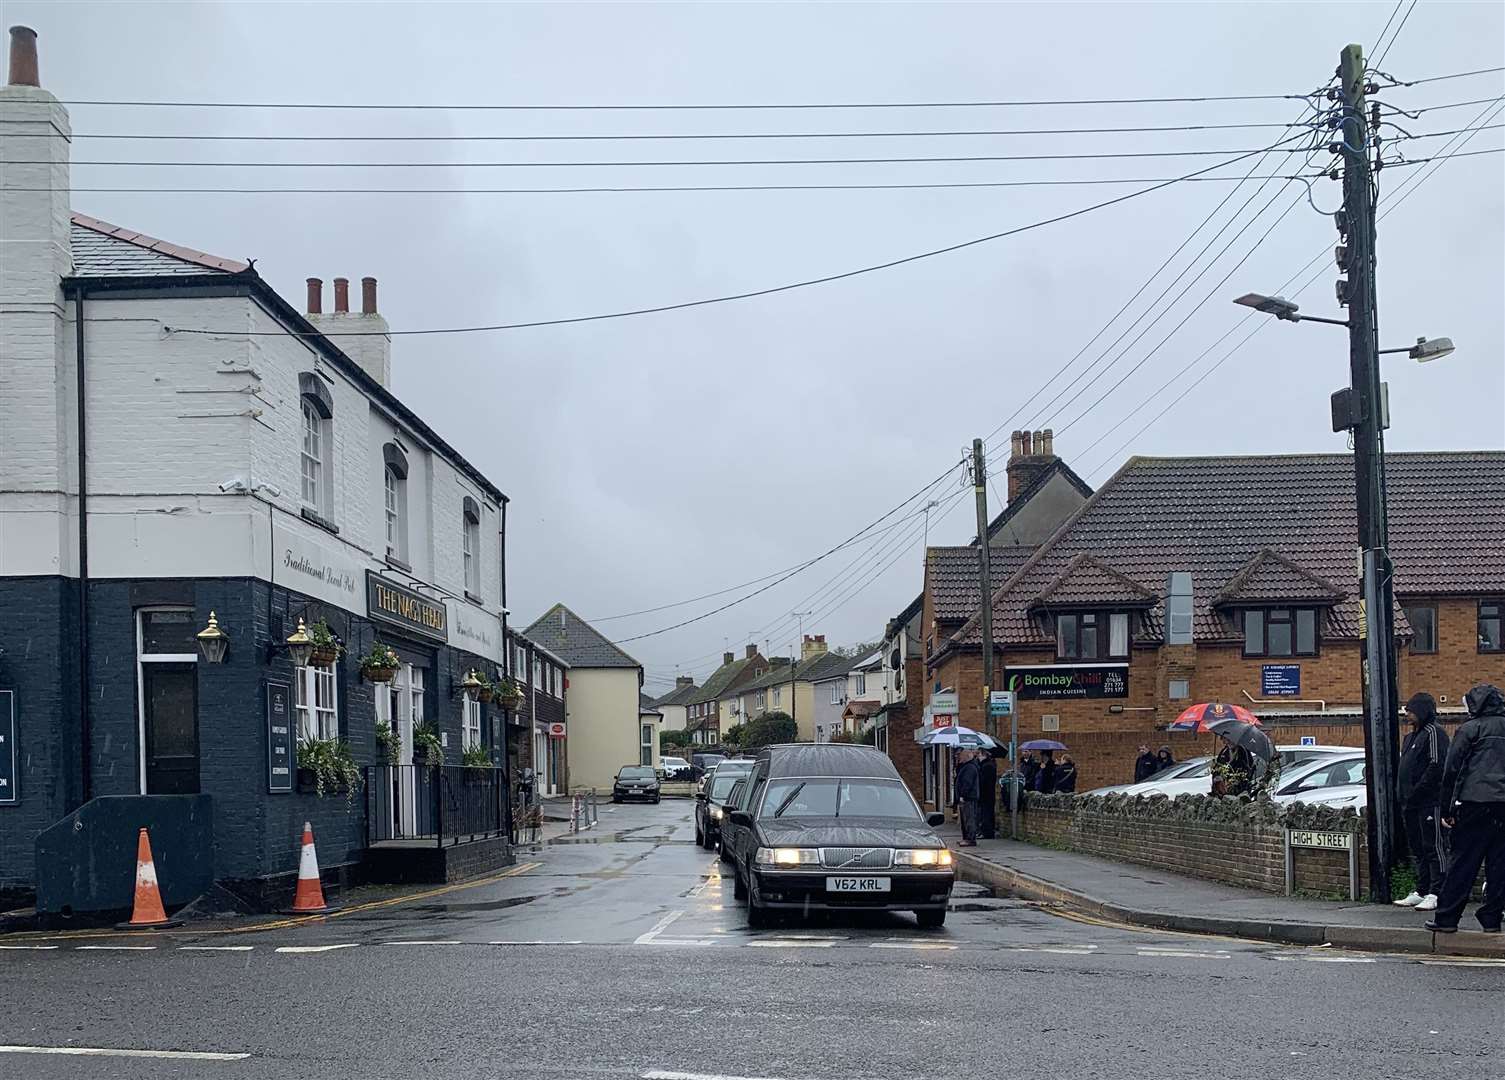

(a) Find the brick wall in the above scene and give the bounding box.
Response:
[886,658,927,801]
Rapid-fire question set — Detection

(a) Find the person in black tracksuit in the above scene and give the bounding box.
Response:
[1425,683,1505,934]
[1395,692,1449,909]
[976,751,998,840]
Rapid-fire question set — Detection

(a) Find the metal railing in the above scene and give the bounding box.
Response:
[570,789,599,833]
[513,780,541,847]
[365,764,508,848]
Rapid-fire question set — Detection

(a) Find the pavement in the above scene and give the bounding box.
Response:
[2,800,1502,1079]
[942,825,1505,958]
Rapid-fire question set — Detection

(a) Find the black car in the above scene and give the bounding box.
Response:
[723,744,953,928]
[695,760,755,849]
[612,765,661,804]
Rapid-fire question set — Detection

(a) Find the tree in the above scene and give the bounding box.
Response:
[742,711,797,750]
[723,723,746,747]
[833,640,884,658]
[659,729,688,751]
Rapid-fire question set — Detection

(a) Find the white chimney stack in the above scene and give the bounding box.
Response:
[306,273,391,388]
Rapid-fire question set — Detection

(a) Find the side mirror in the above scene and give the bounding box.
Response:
[695,791,706,801]
[728,810,754,829]
[926,812,945,828]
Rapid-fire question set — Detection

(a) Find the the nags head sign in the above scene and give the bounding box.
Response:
[367,572,448,642]
[1005,663,1128,700]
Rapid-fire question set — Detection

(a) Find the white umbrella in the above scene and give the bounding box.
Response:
[920,724,999,749]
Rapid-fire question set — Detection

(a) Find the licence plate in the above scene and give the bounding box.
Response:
[826,876,891,893]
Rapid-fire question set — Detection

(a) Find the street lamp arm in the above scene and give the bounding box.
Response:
[1290,313,1351,328]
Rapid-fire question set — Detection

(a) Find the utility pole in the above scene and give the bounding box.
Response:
[1337,43,1398,903]
[971,439,996,740]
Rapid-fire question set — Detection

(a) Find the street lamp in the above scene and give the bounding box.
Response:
[195,611,230,664]
[460,668,485,703]
[1234,295,1456,358]
[283,618,315,668]
[1381,336,1455,362]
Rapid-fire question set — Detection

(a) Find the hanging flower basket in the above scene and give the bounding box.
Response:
[496,676,523,710]
[306,620,344,666]
[476,684,495,704]
[358,642,401,684]
[363,664,398,684]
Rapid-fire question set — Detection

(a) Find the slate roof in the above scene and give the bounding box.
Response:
[639,693,663,715]
[1214,548,1347,606]
[736,652,852,694]
[1032,554,1159,608]
[803,653,862,684]
[523,604,641,669]
[691,656,762,705]
[943,452,1505,655]
[927,546,1038,622]
[70,213,248,276]
[651,682,700,707]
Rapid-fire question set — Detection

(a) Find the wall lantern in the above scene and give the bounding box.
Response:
[284,618,315,668]
[460,669,485,703]
[195,610,230,664]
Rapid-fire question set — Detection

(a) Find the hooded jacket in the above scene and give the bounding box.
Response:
[1440,684,1505,808]
[1398,695,1449,810]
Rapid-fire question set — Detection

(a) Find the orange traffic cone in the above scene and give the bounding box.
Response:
[115,827,182,930]
[282,821,335,915]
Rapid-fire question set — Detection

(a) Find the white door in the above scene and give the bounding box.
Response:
[393,664,424,836]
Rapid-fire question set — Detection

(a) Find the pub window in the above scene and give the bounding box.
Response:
[298,373,334,522]
[462,697,482,751]
[462,497,481,597]
[1405,604,1438,654]
[1056,611,1131,660]
[382,443,408,563]
[1480,600,1504,653]
[295,660,339,741]
[1243,608,1319,658]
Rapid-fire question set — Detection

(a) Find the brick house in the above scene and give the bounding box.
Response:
[0,30,517,906]
[684,646,768,746]
[732,637,849,742]
[505,629,569,796]
[926,452,1505,794]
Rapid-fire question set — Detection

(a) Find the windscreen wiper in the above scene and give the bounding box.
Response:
[773,782,805,818]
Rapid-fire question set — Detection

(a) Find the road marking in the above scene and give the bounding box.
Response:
[746,939,835,948]
[1007,945,1098,955]
[871,941,957,951]
[1419,958,1505,967]
[0,1045,249,1062]
[179,945,254,952]
[649,937,720,947]
[274,943,359,954]
[1137,947,1231,959]
[1303,955,1376,963]
[634,910,685,945]
[76,945,156,951]
[0,945,58,950]
[379,940,463,946]
[643,1071,791,1080]
[488,940,586,946]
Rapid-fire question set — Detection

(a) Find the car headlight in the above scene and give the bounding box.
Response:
[754,846,819,868]
[894,848,953,867]
[709,806,723,821]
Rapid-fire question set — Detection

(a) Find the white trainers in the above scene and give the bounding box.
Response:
[1416,894,1439,911]
[1393,891,1424,907]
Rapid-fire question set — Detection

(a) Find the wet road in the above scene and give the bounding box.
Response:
[2,800,1500,1079]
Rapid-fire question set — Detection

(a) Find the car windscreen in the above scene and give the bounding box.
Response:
[618,767,656,779]
[710,773,741,800]
[759,778,918,820]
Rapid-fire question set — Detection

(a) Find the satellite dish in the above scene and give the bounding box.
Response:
[890,647,901,670]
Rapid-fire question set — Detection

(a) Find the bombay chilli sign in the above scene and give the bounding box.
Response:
[1005,663,1129,700]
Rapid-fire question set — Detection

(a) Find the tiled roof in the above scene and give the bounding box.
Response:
[1032,554,1158,608]
[803,653,861,684]
[738,651,852,693]
[651,682,700,707]
[927,546,1037,622]
[692,653,771,704]
[639,693,663,714]
[945,452,1505,653]
[843,699,883,720]
[523,604,641,669]
[70,213,248,276]
[1214,548,1346,605]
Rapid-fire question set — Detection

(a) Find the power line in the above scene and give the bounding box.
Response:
[1390,65,1505,87]
[159,132,1324,341]
[1373,0,1418,70]
[1371,0,1408,64]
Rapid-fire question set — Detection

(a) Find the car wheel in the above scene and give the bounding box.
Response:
[653,796,661,804]
[747,893,772,928]
[611,796,621,804]
[916,908,947,929]
[732,864,747,901]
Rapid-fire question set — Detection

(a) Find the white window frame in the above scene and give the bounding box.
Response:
[854,671,867,696]
[462,500,481,596]
[640,723,654,766]
[136,607,198,795]
[773,686,782,707]
[383,464,408,561]
[829,682,842,705]
[300,398,323,511]
[463,697,482,751]
[295,661,339,742]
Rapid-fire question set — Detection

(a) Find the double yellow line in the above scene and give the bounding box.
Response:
[2,861,540,943]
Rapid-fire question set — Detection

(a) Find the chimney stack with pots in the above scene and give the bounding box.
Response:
[723,651,735,666]
[745,644,758,659]
[1006,428,1061,504]
[801,635,829,660]
[305,273,391,387]
[8,24,39,85]
[676,675,694,689]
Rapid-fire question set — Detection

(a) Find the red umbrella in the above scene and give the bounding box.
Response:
[1168,702,1259,732]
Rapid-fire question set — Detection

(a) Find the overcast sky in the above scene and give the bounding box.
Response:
[17,1,1504,691]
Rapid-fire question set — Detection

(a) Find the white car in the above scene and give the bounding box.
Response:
[1271,752,1368,808]
[1088,745,1356,799]
[1085,757,1212,797]
[659,755,691,777]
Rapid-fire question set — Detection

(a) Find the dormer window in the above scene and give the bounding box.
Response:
[1056,611,1130,660]
[1242,608,1318,657]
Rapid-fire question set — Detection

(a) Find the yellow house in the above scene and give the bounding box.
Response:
[524,604,645,793]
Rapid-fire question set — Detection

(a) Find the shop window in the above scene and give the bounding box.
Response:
[462,497,481,597]
[1056,611,1131,660]
[1480,600,1504,653]
[295,661,339,741]
[1243,608,1319,658]
[463,697,482,751]
[1405,604,1438,654]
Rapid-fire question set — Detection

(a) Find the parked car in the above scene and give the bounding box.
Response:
[612,765,662,804]
[1089,744,1355,799]
[1271,752,1367,808]
[692,753,726,773]
[722,743,954,928]
[695,760,754,849]
[658,755,694,781]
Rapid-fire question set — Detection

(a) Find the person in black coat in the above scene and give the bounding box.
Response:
[1055,753,1078,793]
[1133,745,1158,783]
[1034,750,1058,794]
[1020,751,1041,794]
[1156,746,1176,773]
[1426,684,1505,934]
[1395,691,1450,909]
[954,749,982,846]
[976,750,999,839]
